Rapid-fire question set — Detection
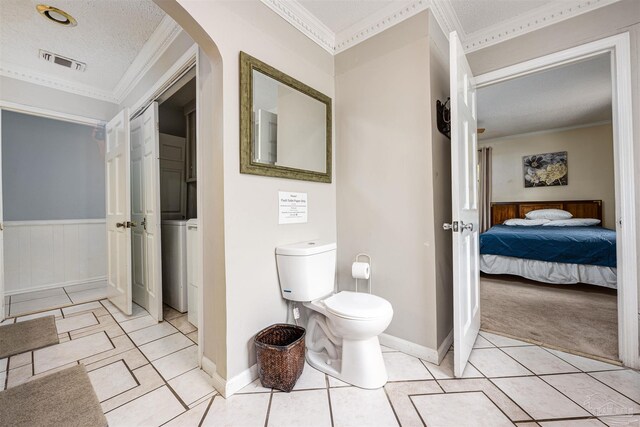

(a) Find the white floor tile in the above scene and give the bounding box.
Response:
[384,381,444,426]
[598,414,640,426]
[1,317,15,324]
[168,314,197,334]
[202,393,270,427]
[104,301,148,323]
[492,376,591,419]
[268,389,332,427]
[469,348,533,377]
[138,333,193,361]
[9,353,31,370]
[423,350,484,379]
[119,315,157,333]
[0,371,5,391]
[292,363,327,390]
[10,287,66,303]
[330,387,398,427]
[152,345,198,381]
[87,360,137,402]
[0,358,6,371]
[68,287,110,304]
[480,331,534,347]
[105,386,185,427]
[128,322,177,346]
[542,373,640,417]
[61,301,103,316]
[474,335,495,348]
[590,369,640,404]
[16,309,62,322]
[164,399,211,427]
[412,391,513,427]
[380,345,397,353]
[55,312,98,334]
[545,349,624,372]
[6,363,34,388]
[238,378,272,393]
[169,368,216,406]
[539,420,606,426]
[33,332,113,374]
[382,352,433,381]
[502,346,580,375]
[11,295,71,316]
[328,375,351,388]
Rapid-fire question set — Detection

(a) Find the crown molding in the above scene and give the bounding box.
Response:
[0,15,182,106]
[462,0,622,52]
[0,62,119,103]
[112,15,182,103]
[259,0,336,53]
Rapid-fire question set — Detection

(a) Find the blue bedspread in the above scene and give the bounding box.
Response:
[480,225,616,268]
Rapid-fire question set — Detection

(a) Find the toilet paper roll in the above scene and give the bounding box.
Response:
[351,262,370,280]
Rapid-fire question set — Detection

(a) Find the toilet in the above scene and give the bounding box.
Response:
[275,240,393,389]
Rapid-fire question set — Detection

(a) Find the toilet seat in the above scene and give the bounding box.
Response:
[324,291,392,320]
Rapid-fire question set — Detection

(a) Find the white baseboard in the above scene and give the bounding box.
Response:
[200,355,258,398]
[380,330,452,365]
[5,277,107,296]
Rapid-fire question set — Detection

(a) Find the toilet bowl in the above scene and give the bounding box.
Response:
[275,241,393,389]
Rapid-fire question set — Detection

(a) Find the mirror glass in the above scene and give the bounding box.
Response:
[240,52,331,183]
[251,70,327,173]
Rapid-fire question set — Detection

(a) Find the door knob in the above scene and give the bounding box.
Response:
[116,221,136,229]
[460,221,474,232]
[443,221,459,232]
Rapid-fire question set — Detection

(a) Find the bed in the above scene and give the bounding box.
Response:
[480,200,617,289]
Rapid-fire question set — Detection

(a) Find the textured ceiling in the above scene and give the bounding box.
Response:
[449,0,552,35]
[297,0,400,33]
[0,0,165,92]
[477,54,612,140]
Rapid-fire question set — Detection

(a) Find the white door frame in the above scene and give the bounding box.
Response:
[475,32,638,368]
[0,110,4,320]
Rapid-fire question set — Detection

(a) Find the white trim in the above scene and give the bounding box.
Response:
[379,333,440,364]
[478,120,613,145]
[112,16,182,103]
[5,219,105,227]
[129,45,197,119]
[437,329,454,364]
[475,33,638,369]
[0,101,103,126]
[259,0,335,54]
[200,355,258,398]
[4,277,106,297]
[0,62,118,103]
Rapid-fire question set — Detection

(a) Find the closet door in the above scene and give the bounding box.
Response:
[106,109,133,315]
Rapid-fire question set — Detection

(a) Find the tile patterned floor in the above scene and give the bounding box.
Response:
[1,295,639,426]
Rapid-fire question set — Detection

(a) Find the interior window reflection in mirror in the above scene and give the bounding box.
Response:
[251,70,327,174]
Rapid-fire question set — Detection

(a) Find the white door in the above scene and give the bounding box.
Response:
[448,31,480,377]
[0,110,5,320]
[142,103,163,321]
[130,114,146,313]
[106,109,133,315]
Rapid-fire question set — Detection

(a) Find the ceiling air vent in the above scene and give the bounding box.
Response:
[39,49,86,72]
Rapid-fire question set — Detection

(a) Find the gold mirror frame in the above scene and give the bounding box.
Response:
[239,52,332,183]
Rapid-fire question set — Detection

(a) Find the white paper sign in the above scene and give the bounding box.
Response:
[279,192,308,224]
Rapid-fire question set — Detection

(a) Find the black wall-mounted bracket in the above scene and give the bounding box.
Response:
[436,97,451,139]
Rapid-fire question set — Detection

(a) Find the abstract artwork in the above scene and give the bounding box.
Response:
[523,151,568,187]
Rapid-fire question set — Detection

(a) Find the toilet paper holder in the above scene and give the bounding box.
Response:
[353,253,372,294]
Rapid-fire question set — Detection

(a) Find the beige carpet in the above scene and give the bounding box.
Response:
[0,315,59,359]
[0,364,107,427]
[481,274,618,361]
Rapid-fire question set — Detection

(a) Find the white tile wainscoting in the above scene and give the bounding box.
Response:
[3,219,107,295]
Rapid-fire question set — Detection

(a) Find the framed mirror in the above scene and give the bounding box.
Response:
[240,52,332,183]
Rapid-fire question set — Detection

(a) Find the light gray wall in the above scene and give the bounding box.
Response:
[2,110,105,221]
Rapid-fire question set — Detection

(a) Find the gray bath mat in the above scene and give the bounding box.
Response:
[0,364,107,427]
[0,315,59,358]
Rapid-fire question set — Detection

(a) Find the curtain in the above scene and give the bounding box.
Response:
[478,146,492,233]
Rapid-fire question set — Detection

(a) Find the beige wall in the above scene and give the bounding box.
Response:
[480,123,615,228]
[335,11,452,353]
[162,0,336,382]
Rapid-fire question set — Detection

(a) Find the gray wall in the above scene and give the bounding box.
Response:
[2,110,105,221]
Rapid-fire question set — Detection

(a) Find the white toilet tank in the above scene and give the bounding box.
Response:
[275,241,337,302]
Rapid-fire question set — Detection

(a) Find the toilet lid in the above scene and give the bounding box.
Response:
[324,291,392,320]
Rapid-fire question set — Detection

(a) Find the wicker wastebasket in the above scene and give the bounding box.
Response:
[254,324,306,392]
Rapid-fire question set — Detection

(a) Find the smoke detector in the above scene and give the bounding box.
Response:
[36,4,77,27]
[39,50,86,72]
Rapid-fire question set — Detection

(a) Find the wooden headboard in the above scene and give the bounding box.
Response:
[491,200,603,226]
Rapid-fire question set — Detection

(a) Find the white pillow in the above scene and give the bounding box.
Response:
[543,218,601,227]
[525,209,573,220]
[503,218,550,226]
